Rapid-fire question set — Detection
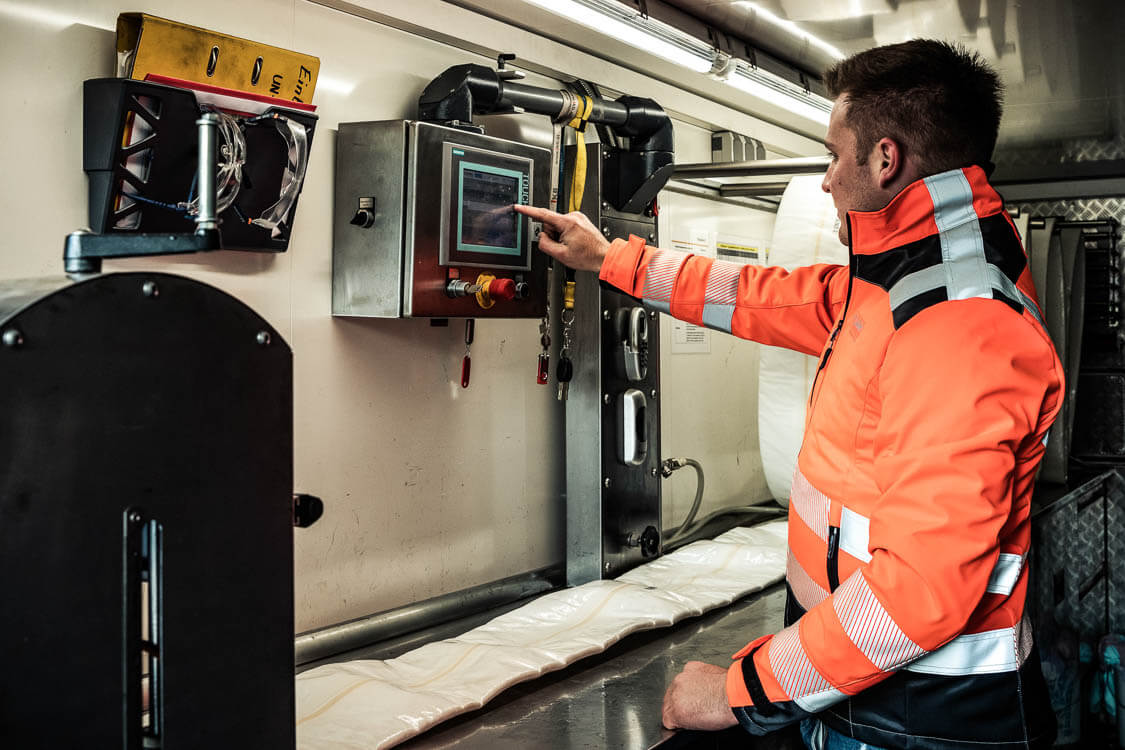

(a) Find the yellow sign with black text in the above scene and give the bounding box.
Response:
[117,13,320,105]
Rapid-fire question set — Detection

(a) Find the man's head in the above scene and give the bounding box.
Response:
[820,39,1004,244]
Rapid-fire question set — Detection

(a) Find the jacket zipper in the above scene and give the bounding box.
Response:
[808,214,857,409]
[826,525,841,591]
[816,214,855,591]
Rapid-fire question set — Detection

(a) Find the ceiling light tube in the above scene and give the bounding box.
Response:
[521,0,714,73]
[725,69,832,126]
[520,0,833,128]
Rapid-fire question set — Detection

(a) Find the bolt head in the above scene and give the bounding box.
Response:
[650,468,658,477]
[603,393,611,404]
[128,511,142,523]
[256,331,271,346]
[603,310,611,320]
[604,562,612,573]
[648,233,655,241]
[142,281,159,298]
[650,390,657,399]
[603,477,612,488]
[602,226,610,236]
[2,329,23,349]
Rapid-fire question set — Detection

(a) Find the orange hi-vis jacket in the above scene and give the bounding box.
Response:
[599,166,1063,749]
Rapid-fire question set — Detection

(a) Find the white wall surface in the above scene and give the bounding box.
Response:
[0,0,806,632]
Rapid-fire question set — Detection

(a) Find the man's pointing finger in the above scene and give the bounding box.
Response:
[513,204,565,229]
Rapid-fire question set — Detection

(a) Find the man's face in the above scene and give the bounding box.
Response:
[821,98,884,246]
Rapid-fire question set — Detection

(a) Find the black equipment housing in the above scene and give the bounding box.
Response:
[0,272,295,749]
[82,77,317,251]
[417,63,674,213]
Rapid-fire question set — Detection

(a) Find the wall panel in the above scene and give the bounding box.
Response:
[0,0,793,632]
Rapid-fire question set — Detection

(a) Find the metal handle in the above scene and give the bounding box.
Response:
[195,113,219,232]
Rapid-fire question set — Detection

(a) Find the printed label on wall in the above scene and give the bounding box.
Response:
[671,318,710,354]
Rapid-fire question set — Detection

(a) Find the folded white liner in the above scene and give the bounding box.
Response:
[296,521,787,749]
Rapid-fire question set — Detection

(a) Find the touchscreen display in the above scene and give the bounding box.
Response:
[458,163,523,255]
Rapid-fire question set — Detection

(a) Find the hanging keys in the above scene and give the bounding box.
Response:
[462,318,475,389]
[537,351,550,384]
[556,352,573,400]
[557,274,577,401]
[537,266,552,386]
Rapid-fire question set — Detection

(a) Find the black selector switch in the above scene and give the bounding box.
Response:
[350,196,376,228]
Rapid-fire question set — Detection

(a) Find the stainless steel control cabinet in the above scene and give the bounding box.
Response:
[332,120,551,319]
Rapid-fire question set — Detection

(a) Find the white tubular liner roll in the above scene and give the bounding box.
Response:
[295,521,787,749]
[758,175,846,505]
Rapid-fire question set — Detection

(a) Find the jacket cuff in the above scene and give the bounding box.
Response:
[598,235,647,294]
[727,658,754,708]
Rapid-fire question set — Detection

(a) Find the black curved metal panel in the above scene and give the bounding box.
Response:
[0,272,294,750]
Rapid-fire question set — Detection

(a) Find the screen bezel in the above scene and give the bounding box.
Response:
[439,142,534,271]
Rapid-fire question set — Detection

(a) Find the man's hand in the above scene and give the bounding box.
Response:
[661,661,738,731]
[514,205,611,272]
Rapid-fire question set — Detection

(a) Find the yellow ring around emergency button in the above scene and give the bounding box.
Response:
[475,273,497,309]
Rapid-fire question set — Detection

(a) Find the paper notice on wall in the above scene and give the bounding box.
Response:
[670,318,710,354]
[669,227,715,257]
[716,234,766,266]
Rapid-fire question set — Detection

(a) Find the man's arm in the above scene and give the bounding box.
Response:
[720,299,1063,734]
[515,205,847,355]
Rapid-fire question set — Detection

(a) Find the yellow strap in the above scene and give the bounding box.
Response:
[567,96,593,213]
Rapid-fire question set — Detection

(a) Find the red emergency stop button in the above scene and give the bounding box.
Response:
[489,278,516,301]
[474,274,518,309]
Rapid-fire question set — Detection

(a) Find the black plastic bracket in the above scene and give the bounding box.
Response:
[64,228,221,276]
[293,493,324,528]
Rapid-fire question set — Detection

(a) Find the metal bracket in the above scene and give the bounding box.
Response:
[63,113,223,277]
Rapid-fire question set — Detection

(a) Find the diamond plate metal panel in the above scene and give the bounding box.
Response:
[1014,197,1125,224]
[1032,471,1125,641]
[997,135,1125,168]
[1110,483,1125,634]
[1073,493,1107,640]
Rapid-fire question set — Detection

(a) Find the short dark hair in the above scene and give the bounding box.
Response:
[824,39,1003,176]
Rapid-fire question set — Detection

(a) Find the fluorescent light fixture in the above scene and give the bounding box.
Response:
[725,60,833,126]
[521,0,714,73]
[519,0,834,128]
[733,1,846,61]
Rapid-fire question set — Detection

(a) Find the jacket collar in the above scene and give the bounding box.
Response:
[846,165,1005,256]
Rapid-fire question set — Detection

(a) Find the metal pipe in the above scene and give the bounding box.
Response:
[501,82,629,126]
[636,0,842,81]
[195,113,219,232]
[661,180,780,212]
[673,156,830,179]
[719,181,791,198]
[294,564,565,666]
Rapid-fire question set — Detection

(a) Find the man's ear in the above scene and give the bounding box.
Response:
[871,137,904,189]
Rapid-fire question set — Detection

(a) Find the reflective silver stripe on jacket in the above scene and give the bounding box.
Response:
[985,553,1024,596]
[878,169,1043,324]
[904,617,1033,676]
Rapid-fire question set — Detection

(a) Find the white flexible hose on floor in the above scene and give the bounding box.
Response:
[295,521,787,749]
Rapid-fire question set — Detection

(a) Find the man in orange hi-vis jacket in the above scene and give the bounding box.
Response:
[517,39,1061,750]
